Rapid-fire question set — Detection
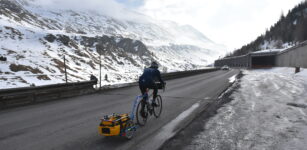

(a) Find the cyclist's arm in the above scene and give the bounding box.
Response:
[156,70,165,84]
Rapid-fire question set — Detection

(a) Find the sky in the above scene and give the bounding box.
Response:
[31,0,304,52]
[116,0,304,51]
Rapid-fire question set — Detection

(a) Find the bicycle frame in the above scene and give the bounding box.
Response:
[130,89,154,120]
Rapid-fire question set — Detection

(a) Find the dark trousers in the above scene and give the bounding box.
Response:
[139,83,158,99]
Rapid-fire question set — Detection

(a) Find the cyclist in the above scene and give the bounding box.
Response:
[139,61,165,106]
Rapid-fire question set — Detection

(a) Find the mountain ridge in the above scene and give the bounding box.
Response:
[0,0,225,89]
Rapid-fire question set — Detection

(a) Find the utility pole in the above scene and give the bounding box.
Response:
[64,55,68,83]
[99,52,102,89]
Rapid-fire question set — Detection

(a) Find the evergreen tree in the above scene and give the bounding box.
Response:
[227,0,307,57]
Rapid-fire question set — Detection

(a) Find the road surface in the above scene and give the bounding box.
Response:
[0,69,239,150]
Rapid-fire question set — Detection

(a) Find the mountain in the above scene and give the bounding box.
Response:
[0,0,225,89]
[227,1,307,57]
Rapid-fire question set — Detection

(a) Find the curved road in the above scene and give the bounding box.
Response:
[0,69,239,150]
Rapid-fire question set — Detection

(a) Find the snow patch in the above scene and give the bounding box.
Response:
[251,48,283,54]
[228,75,236,83]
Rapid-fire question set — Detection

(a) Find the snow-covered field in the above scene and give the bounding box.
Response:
[185,67,307,150]
[0,0,226,89]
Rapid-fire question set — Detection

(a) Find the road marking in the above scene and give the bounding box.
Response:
[159,102,200,136]
[140,102,200,150]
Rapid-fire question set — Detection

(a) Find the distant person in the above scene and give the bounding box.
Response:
[90,74,98,83]
[139,61,165,105]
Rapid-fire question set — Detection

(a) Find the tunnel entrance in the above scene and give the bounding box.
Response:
[251,56,276,68]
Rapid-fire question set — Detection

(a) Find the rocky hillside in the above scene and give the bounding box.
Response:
[0,0,225,89]
[228,1,307,57]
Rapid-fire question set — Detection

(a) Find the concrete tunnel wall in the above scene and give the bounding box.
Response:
[214,54,250,68]
[215,40,307,69]
[276,42,307,68]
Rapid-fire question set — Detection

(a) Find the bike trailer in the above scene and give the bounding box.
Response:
[98,113,130,136]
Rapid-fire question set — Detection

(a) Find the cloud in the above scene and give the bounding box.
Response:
[139,0,304,51]
[31,0,122,11]
[23,0,304,51]
[26,0,147,22]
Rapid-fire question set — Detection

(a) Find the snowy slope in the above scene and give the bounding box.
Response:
[185,67,307,150]
[0,0,225,89]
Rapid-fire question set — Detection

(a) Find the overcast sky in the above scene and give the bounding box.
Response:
[116,0,303,51]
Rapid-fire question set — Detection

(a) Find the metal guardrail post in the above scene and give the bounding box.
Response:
[32,92,36,103]
[64,55,68,83]
[99,54,102,89]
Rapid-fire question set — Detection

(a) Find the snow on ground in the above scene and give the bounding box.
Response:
[228,75,237,83]
[259,40,295,50]
[251,48,284,54]
[184,67,307,150]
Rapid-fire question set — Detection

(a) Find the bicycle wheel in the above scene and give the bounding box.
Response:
[124,120,135,140]
[153,95,162,118]
[136,99,148,126]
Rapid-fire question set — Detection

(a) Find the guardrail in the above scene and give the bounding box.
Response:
[0,68,219,109]
[0,80,97,109]
[162,68,219,80]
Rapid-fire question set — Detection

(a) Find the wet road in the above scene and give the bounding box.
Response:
[0,69,239,150]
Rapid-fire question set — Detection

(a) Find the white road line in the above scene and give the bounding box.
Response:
[140,102,200,150]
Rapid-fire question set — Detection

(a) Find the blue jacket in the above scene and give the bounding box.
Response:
[139,68,164,86]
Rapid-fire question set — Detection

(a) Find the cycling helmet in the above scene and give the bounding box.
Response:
[150,61,159,69]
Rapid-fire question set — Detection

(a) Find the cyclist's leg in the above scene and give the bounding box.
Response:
[149,84,158,105]
[153,85,158,100]
[139,83,146,95]
[139,83,147,117]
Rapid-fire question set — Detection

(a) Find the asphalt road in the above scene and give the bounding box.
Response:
[0,69,239,150]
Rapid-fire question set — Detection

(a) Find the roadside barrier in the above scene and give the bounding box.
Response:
[0,68,219,109]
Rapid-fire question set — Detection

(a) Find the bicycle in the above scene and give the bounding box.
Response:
[133,83,165,126]
[98,83,164,139]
